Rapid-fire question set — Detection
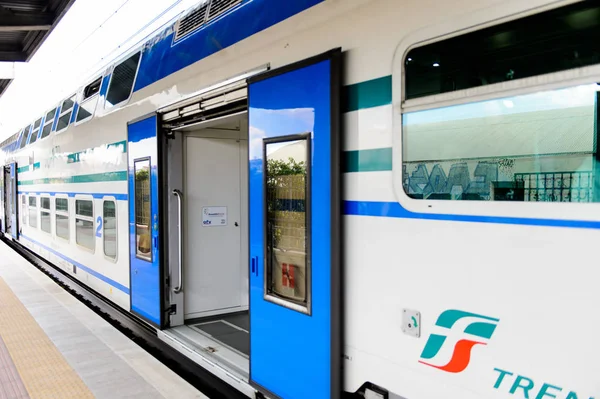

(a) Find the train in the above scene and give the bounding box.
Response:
[0,0,599,398]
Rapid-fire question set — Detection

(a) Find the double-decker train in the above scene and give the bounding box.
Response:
[0,0,598,398]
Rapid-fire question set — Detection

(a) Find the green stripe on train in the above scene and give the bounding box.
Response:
[18,171,127,186]
[343,75,392,113]
[343,148,392,173]
[17,165,29,173]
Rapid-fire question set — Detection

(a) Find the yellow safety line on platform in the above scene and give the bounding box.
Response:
[0,277,94,399]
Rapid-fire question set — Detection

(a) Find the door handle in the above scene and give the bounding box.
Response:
[172,189,183,294]
[251,256,259,276]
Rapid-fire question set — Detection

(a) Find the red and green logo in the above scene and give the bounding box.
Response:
[419,309,500,373]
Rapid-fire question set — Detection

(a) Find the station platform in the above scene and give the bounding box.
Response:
[0,241,208,399]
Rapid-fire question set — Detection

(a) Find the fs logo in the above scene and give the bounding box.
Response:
[419,309,499,373]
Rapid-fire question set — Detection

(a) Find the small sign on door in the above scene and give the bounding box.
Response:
[202,206,227,227]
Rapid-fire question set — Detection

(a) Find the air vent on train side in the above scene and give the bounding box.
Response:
[207,0,241,20]
[174,0,242,42]
[174,2,209,42]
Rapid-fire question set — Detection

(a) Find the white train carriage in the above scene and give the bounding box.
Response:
[0,0,598,398]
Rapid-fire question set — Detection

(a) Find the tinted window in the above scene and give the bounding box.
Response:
[40,197,51,233]
[28,196,37,228]
[75,199,94,250]
[264,137,310,309]
[103,201,117,259]
[76,97,98,122]
[106,52,141,107]
[405,2,600,100]
[56,198,69,240]
[83,77,102,99]
[134,159,151,261]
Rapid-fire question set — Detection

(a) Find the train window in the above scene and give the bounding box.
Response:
[134,159,151,261]
[103,200,117,260]
[106,51,141,108]
[264,135,311,311]
[404,2,600,100]
[21,194,27,226]
[402,2,600,203]
[40,197,51,233]
[28,196,37,228]
[18,128,27,149]
[403,84,600,202]
[56,95,76,132]
[76,77,102,123]
[28,118,42,145]
[75,199,95,251]
[56,197,69,240]
[40,108,57,139]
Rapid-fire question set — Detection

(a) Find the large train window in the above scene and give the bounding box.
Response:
[76,77,102,124]
[21,194,27,226]
[75,199,95,251]
[40,197,51,234]
[18,128,27,149]
[40,108,57,139]
[56,95,76,133]
[106,51,141,108]
[55,197,69,240]
[28,196,37,228]
[134,159,151,261]
[28,118,41,145]
[103,200,117,260]
[263,135,311,312]
[402,2,600,203]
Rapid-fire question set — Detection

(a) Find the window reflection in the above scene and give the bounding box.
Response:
[135,159,152,261]
[75,199,94,250]
[103,201,117,259]
[403,83,600,202]
[265,137,310,307]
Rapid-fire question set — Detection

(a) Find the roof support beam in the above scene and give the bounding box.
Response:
[0,11,54,31]
[0,51,26,61]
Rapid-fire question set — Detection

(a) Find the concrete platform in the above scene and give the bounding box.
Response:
[0,240,208,399]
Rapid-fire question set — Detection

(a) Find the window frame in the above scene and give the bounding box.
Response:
[392,0,600,222]
[27,117,43,145]
[40,105,58,140]
[75,76,103,126]
[102,197,118,262]
[55,94,76,134]
[39,194,51,235]
[262,133,312,315]
[28,195,37,229]
[21,194,27,227]
[133,157,152,262]
[55,195,70,242]
[74,195,95,253]
[104,50,142,110]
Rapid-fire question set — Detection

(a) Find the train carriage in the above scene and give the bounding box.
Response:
[0,0,598,398]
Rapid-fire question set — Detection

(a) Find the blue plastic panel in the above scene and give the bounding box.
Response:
[127,115,162,326]
[10,163,17,239]
[249,57,336,399]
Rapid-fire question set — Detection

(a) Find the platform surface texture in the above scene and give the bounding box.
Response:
[0,240,208,399]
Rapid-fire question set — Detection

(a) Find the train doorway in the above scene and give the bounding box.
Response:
[155,49,342,399]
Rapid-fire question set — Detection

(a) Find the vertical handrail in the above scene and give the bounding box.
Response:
[172,189,183,293]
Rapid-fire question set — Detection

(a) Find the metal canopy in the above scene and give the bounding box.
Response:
[0,0,76,96]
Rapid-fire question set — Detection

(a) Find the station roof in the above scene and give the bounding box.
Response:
[0,0,76,97]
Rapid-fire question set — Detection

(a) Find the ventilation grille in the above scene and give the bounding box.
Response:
[174,0,242,42]
[207,0,241,20]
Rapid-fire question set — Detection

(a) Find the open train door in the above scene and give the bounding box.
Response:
[248,49,342,399]
[4,163,17,239]
[127,114,166,328]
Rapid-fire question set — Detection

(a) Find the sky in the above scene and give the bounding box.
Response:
[0,0,202,139]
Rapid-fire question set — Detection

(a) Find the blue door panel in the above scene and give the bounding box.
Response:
[127,115,162,327]
[249,52,340,399]
[10,163,17,239]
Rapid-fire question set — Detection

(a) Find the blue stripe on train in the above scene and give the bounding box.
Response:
[20,234,130,294]
[17,191,127,201]
[134,0,324,92]
[343,200,600,230]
